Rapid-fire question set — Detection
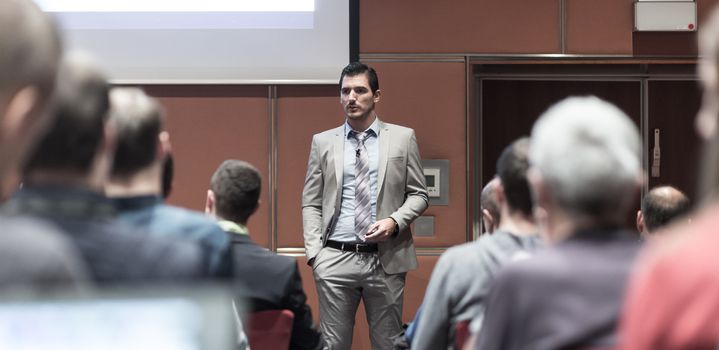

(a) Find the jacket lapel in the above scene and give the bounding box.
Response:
[332,126,344,206]
[377,120,390,195]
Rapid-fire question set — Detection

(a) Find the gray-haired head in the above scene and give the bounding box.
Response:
[529,96,641,226]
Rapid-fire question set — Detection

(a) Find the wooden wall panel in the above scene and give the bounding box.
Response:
[144,85,272,247]
[566,0,633,54]
[360,0,560,54]
[292,254,439,350]
[369,61,468,247]
[276,86,343,248]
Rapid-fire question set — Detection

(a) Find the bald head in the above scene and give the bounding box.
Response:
[481,177,501,233]
[639,186,691,234]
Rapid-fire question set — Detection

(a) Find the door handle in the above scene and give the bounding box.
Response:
[651,128,661,178]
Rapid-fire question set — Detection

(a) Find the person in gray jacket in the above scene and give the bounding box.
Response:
[413,138,542,350]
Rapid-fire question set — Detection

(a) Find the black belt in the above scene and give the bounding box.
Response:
[326,240,378,253]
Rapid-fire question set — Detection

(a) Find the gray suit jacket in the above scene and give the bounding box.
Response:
[302,119,428,274]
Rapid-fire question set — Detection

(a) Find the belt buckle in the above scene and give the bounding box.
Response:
[341,242,346,251]
[356,244,360,253]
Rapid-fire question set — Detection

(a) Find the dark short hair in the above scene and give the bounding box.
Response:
[23,54,109,176]
[339,62,379,94]
[641,186,691,232]
[109,88,164,178]
[496,137,533,217]
[210,160,261,224]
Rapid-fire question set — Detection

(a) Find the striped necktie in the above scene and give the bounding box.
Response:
[353,131,372,241]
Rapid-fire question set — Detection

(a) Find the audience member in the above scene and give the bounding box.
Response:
[480,177,501,234]
[105,87,231,277]
[4,53,204,283]
[206,159,324,350]
[413,138,542,350]
[0,0,88,287]
[636,185,690,237]
[476,96,642,350]
[618,7,719,349]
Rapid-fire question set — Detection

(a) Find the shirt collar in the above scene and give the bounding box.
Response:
[217,220,249,235]
[344,117,380,139]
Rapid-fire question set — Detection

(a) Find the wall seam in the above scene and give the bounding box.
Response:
[269,85,279,251]
[560,0,567,54]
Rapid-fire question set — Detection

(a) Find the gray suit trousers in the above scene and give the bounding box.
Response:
[312,247,406,350]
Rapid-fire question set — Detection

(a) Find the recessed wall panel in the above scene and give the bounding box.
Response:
[276,85,343,248]
[145,85,271,247]
[370,62,468,247]
[567,0,633,54]
[360,0,560,53]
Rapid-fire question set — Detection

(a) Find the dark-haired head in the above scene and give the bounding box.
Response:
[496,137,533,217]
[210,160,261,225]
[339,62,379,94]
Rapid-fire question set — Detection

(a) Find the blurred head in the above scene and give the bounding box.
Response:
[637,186,691,235]
[529,96,641,235]
[697,7,719,139]
[109,87,165,179]
[207,160,261,225]
[0,0,63,180]
[480,177,501,233]
[497,137,533,218]
[697,8,719,202]
[23,52,110,183]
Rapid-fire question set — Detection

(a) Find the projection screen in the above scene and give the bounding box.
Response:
[35,0,352,84]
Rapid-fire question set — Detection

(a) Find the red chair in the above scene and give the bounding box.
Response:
[246,309,295,350]
[455,319,472,350]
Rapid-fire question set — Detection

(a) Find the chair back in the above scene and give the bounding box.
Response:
[455,319,472,349]
[247,309,294,350]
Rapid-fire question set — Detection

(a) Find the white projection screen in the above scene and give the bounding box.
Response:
[34,0,353,84]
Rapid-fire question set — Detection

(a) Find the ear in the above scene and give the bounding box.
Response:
[250,199,261,217]
[2,86,40,139]
[494,180,506,206]
[700,59,718,92]
[373,89,381,103]
[482,208,495,233]
[157,131,171,161]
[527,168,550,211]
[636,210,645,234]
[205,189,215,215]
[104,119,117,153]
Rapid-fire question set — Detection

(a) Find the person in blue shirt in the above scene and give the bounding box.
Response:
[105,87,231,277]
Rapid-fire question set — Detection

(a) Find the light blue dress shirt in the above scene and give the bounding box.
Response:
[330,118,379,243]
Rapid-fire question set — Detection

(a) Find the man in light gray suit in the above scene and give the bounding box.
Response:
[302,62,429,349]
